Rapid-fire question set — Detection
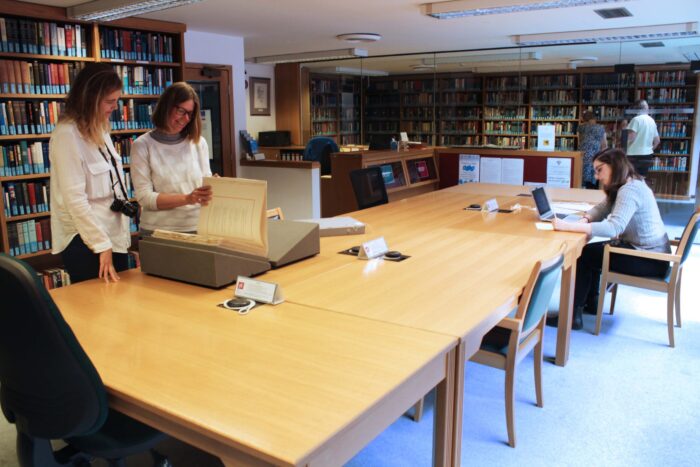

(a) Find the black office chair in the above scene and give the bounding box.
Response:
[0,254,169,467]
[349,166,389,210]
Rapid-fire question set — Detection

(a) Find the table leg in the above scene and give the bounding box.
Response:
[433,347,457,467]
[555,263,576,366]
[449,342,467,467]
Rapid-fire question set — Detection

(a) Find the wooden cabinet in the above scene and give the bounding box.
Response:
[323,148,439,216]
[0,0,185,269]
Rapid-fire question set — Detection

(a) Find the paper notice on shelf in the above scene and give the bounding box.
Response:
[200,109,214,159]
[501,158,524,185]
[480,157,502,183]
[198,177,268,257]
[537,124,556,152]
[546,158,572,188]
[458,154,480,184]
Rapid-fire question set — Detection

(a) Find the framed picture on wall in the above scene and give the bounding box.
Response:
[250,77,271,116]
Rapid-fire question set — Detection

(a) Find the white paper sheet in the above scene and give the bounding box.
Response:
[501,158,524,185]
[546,158,572,188]
[480,157,502,184]
[458,154,480,184]
[537,124,555,152]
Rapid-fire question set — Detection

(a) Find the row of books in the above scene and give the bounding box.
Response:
[0,18,88,57]
[646,175,688,197]
[582,73,634,89]
[7,218,50,256]
[636,88,688,103]
[527,138,575,151]
[588,105,626,120]
[366,95,399,107]
[401,79,434,92]
[531,90,578,104]
[439,107,481,119]
[99,27,175,62]
[403,121,433,133]
[0,100,64,136]
[366,122,399,132]
[3,180,49,217]
[439,93,479,105]
[1,140,49,176]
[484,107,526,119]
[484,121,526,134]
[485,76,527,90]
[440,121,479,133]
[657,122,688,138]
[650,156,688,172]
[637,71,687,87]
[114,65,174,95]
[0,60,85,95]
[531,75,577,89]
[402,107,434,119]
[437,78,480,91]
[582,89,632,104]
[340,134,361,145]
[310,79,337,94]
[402,93,434,105]
[440,135,479,146]
[486,91,525,105]
[113,135,137,165]
[312,122,337,135]
[311,94,338,107]
[365,108,400,119]
[531,107,578,120]
[311,107,336,121]
[483,135,526,148]
[109,101,155,130]
[41,267,71,290]
[657,140,689,155]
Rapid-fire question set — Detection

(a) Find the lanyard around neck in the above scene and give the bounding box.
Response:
[97,146,129,201]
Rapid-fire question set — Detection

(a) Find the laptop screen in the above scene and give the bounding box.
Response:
[532,187,552,216]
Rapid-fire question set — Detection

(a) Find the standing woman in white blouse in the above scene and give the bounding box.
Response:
[131,82,212,235]
[50,63,133,283]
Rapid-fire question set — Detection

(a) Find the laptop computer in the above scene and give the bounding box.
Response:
[532,187,581,222]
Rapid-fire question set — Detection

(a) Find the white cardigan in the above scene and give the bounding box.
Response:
[131,132,212,232]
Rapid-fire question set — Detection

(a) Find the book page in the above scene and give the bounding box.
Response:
[198,177,268,257]
[501,158,524,186]
[480,157,502,184]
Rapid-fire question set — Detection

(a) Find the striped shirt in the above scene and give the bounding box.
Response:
[131,132,212,232]
[588,178,670,253]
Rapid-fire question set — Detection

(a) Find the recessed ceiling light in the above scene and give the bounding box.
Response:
[569,56,598,63]
[513,22,698,45]
[336,33,382,43]
[412,64,436,71]
[422,0,632,19]
[250,48,368,64]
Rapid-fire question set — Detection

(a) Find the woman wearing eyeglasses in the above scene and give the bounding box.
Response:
[50,63,132,284]
[131,82,212,235]
[548,148,670,330]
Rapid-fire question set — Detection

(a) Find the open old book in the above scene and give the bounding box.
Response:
[153,176,268,257]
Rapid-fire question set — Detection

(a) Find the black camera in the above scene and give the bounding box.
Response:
[110,198,139,218]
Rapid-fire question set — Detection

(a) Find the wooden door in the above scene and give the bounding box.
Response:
[184,64,236,177]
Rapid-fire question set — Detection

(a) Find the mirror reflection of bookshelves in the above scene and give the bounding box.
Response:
[309,73,361,145]
[0,0,186,279]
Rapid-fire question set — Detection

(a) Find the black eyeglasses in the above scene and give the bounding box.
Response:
[174,105,195,119]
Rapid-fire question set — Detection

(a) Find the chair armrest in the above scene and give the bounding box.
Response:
[607,246,681,263]
[497,317,522,332]
[670,239,680,247]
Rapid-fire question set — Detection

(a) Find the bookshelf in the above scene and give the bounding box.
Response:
[309,73,361,145]
[0,0,185,276]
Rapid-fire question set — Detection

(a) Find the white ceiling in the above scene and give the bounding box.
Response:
[28,0,700,72]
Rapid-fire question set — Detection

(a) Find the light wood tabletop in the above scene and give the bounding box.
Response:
[50,271,458,467]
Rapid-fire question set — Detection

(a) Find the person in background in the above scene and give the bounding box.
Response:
[50,63,133,284]
[578,110,607,189]
[131,82,212,234]
[626,100,660,176]
[547,148,670,330]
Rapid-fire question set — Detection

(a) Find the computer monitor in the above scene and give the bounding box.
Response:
[368,134,394,151]
[349,167,389,210]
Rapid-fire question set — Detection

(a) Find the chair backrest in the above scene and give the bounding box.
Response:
[368,134,393,151]
[677,210,700,265]
[349,166,389,210]
[515,246,565,335]
[303,137,338,159]
[0,254,108,439]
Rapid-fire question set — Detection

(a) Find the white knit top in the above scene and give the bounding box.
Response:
[131,132,212,232]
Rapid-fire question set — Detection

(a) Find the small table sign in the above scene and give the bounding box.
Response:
[235,276,284,304]
[358,237,389,260]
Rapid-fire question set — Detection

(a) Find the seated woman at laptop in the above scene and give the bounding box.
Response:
[548,148,670,330]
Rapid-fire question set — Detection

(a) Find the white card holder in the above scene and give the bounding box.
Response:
[483,198,499,212]
[235,276,284,304]
[358,237,389,260]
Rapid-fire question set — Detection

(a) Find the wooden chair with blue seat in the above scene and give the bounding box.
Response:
[470,244,565,448]
[0,254,169,467]
[595,209,700,347]
[303,136,339,176]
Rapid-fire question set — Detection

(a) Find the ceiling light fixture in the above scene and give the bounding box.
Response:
[422,51,542,65]
[513,22,698,45]
[68,0,204,22]
[336,33,382,43]
[421,0,630,19]
[251,48,369,64]
[313,66,388,76]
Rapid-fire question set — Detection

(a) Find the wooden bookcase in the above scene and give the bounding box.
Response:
[309,73,361,145]
[0,0,186,267]
[309,66,696,198]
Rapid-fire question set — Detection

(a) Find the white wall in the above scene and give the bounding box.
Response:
[184,30,246,173]
[245,63,277,141]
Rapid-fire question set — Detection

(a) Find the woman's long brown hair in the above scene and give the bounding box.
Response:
[593,148,642,205]
[60,63,122,146]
